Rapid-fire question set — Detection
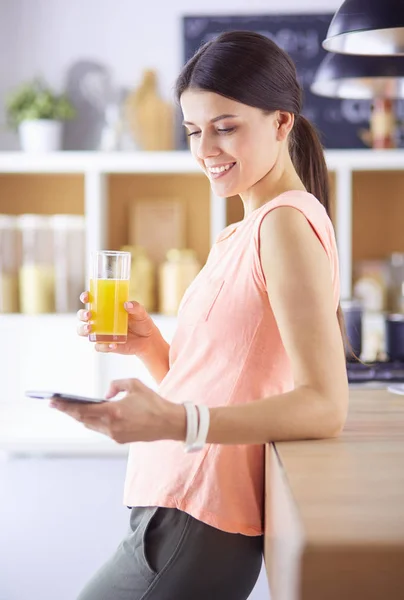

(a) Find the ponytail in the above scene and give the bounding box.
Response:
[290,114,354,360]
[290,115,330,216]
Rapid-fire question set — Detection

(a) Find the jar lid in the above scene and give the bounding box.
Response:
[340,298,363,311]
[0,214,18,228]
[386,313,404,322]
[166,248,197,261]
[51,214,85,229]
[17,214,53,229]
[390,252,404,267]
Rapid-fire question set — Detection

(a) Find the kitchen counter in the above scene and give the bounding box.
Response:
[0,399,129,457]
[264,388,404,600]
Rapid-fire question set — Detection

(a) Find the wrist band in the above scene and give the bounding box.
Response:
[183,402,198,451]
[183,402,210,453]
[191,404,210,452]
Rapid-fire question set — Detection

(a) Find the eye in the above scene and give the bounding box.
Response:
[217,127,235,134]
[187,131,201,137]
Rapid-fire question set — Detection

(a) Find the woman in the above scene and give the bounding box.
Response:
[52,31,348,600]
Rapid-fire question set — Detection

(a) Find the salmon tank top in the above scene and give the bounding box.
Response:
[123,191,341,535]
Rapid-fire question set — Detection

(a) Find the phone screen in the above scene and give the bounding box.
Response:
[25,391,107,404]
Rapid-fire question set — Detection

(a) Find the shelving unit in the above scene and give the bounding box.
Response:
[1,149,404,298]
[1,149,403,421]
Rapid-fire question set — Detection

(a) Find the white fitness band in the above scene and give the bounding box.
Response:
[183,402,210,453]
[183,402,198,451]
[192,404,210,452]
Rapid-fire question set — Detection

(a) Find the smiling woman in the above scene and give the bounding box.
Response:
[68,30,348,600]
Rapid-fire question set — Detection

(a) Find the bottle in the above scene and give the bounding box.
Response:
[158,249,201,316]
[121,245,155,313]
[18,214,55,314]
[52,215,86,313]
[388,253,404,314]
[0,215,20,313]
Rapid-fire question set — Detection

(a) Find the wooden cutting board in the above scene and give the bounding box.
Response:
[125,69,174,151]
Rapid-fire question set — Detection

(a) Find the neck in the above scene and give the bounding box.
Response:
[239,148,306,218]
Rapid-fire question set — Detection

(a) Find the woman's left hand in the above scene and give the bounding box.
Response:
[49,379,186,444]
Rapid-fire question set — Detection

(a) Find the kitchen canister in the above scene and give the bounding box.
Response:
[18,214,55,314]
[121,245,156,313]
[0,215,20,313]
[158,249,201,316]
[340,298,363,361]
[52,215,86,313]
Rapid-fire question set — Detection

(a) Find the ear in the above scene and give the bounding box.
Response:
[276,111,295,141]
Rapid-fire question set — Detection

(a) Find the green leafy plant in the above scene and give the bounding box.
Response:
[6,79,76,128]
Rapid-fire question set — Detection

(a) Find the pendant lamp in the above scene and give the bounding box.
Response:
[323,0,404,56]
[310,53,404,99]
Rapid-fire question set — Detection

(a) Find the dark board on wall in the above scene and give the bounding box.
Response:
[182,15,403,150]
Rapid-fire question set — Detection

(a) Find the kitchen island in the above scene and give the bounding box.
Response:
[265,388,404,600]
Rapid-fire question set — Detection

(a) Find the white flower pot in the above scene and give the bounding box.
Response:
[18,119,63,153]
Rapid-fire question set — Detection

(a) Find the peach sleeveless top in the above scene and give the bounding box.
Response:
[123,191,340,535]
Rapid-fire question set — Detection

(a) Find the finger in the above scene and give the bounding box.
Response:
[94,343,115,353]
[80,292,89,304]
[77,323,91,337]
[124,301,147,317]
[105,378,140,399]
[49,399,111,421]
[77,309,91,322]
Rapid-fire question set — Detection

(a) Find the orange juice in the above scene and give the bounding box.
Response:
[89,278,129,343]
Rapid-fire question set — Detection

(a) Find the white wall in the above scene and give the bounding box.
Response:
[0,0,342,149]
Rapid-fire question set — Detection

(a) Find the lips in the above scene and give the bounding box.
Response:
[207,162,236,179]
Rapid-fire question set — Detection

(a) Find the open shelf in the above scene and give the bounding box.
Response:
[107,173,211,263]
[352,170,404,263]
[0,150,404,407]
[0,174,84,215]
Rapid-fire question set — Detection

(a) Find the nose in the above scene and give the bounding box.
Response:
[196,132,220,160]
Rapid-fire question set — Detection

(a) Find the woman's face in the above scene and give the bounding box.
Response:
[180,89,282,198]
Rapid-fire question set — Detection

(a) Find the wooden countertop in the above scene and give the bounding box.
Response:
[264,388,404,600]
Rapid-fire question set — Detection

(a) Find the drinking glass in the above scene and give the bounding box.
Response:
[89,250,131,344]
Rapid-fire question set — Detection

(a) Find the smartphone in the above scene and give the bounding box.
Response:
[25,391,107,404]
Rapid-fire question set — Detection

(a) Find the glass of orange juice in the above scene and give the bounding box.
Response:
[88,250,131,344]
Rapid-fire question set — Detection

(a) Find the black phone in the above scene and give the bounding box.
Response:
[25,391,107,404]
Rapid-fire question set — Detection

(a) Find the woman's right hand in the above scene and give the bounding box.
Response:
[77,292,158,356]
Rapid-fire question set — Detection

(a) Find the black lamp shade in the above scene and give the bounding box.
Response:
[323,0,404,55]
[311,53,404,98]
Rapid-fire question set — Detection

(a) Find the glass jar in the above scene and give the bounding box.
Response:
[121,245,156,313]
[18,214,55,314]
[0,215,20,313]
[158,248,201,315]
[52,215,86,313]
[388,252,404,314]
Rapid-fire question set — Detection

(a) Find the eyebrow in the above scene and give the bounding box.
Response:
[182,114,238,126]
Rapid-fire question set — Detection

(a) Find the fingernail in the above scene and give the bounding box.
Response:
[125,302,134,309]
[80,293,86,302]
[85,311,91,319]
[109,344,116,349]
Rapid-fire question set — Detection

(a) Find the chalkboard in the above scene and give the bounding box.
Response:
[182,15,404,150]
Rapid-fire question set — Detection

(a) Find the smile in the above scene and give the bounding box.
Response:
[207,163,236,178]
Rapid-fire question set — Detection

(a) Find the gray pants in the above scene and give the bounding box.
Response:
[77,506,263,600]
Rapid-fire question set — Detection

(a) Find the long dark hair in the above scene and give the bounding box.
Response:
[175,30,348,350]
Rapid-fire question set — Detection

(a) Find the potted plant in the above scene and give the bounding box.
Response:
[6,79,76,152]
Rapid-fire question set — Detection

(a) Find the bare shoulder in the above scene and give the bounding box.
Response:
[258,205,329,280]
